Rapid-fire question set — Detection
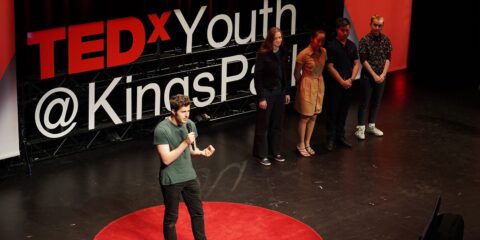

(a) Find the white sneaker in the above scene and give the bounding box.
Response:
[355,125,365,140]
[367,123,383,137]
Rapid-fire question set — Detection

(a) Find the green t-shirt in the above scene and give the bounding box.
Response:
[153,118,198,185]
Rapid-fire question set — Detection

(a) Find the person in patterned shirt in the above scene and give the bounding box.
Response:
[355,15,392,140]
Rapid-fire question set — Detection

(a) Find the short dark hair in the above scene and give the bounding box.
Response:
[335,17,351,29]
[170,94,191,111]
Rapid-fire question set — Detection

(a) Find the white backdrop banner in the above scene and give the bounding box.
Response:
[0,0,20,160]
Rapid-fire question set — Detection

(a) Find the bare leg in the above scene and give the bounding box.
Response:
[297,115,310,148]
[304,115,317,148]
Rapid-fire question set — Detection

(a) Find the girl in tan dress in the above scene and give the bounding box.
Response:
[294,30,327,157]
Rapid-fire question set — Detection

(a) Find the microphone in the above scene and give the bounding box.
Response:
[186,123,196,150]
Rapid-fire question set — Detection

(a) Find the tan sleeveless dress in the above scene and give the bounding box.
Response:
[295,47,326,116]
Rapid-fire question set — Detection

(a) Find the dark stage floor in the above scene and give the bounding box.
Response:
[1,70,479,240]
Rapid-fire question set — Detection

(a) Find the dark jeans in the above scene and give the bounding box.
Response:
[253,88,285,158]
[357,76,386,125]
[325,83,352,141]
[161,179,206,240]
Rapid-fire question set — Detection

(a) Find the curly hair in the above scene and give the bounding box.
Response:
[169,94,191,111]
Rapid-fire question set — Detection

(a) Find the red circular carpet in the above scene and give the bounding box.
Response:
[95,202,323,240]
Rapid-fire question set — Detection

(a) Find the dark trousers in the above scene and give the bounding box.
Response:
[161,179,206,240]
[325,83,352,141]
[253,88,285,158]
[357,76,386,125]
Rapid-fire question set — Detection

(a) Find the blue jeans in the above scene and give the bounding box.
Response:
[161,179,206,240]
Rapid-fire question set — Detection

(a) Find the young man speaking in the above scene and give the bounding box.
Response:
[154,94,215,240]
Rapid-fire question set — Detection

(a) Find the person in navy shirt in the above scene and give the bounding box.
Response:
[324,18,360,151]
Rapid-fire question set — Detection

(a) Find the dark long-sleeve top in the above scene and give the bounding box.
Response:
[254,47,291,101]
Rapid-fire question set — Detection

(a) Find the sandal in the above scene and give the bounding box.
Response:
[305,146,316,155]
[296,146,311,157]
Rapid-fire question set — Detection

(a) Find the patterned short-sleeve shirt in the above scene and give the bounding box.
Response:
[359,33,392,75]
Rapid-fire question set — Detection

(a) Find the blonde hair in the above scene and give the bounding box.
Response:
[370,15,384,24]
